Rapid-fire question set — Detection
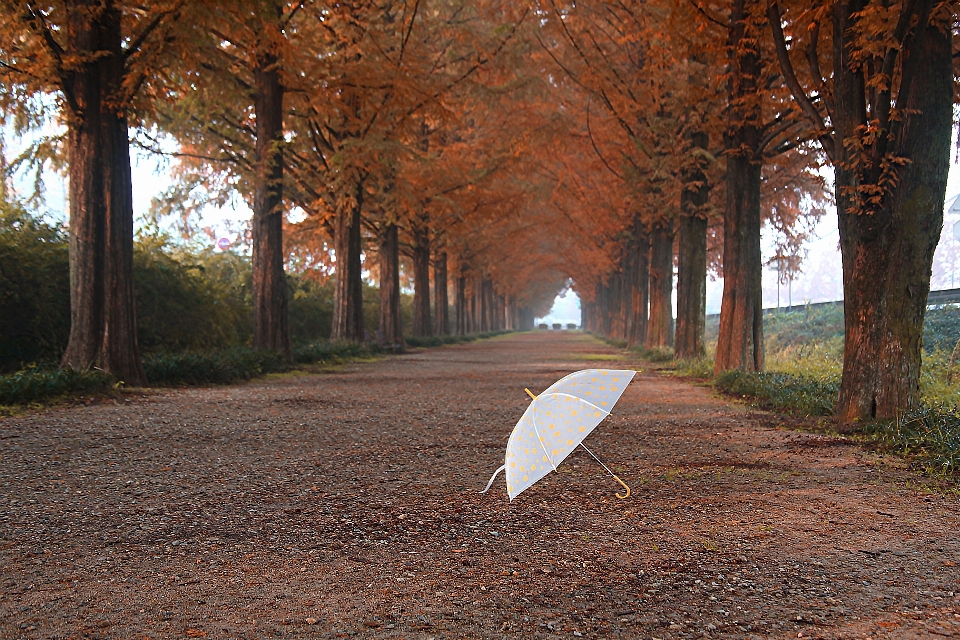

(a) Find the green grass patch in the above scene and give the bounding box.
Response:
[0,367,116,405]
[714,369,839,417]
[630,346,675,362]
[863,405,960,474]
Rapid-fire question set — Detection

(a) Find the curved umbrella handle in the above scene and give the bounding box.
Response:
[613,475,631,499]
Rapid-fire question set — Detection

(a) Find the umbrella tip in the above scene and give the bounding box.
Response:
[524,388,537,400]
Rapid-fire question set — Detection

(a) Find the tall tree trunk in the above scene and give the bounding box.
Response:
[520,307,534,331]
[331,182,365,342]
[411,216,432,337]
[833,7,952,421]
[378,223,404,348]
[714,155,763,372]
[627,219,650,348]
[469,281,478,333]
[433,249,448,335]
[252,11,290,358]
[481,278,493,332]
[60,0,145,385]
[715,0,764,374]
[455,273,467,336]
[647,220,675,349]
[608,269,624,340]
[675,131,710,360]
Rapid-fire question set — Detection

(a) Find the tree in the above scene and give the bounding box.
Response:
[768,0,957,421]
[0,1,187,385]
[144,0,296,358]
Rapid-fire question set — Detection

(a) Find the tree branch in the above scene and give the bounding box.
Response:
[766,0,835,161]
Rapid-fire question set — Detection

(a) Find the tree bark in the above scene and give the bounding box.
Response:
[647,220,674,349]
[433,249,448,335]
[60,0,145,385]
[715,0,764,374]
[675,131,710,360]
[833,7,952,421]
[627,220,650,348]
[411,216,432,337]
[251,10,291,358]
[455,274,467,335]
[331,181,365,342]
[378,222,404,348]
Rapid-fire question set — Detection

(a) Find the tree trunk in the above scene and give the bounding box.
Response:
[627,220,650,349]
[411,217,432,337]
[675,131,710,360]
[378,223,404,348]
[833,9,952,421]
[714,155,763,372]
[60,0,145,385]
[251,14,291,359]
[331,182,365,342]
[433,249,448,335]
[647,220,674,349]
[520,307,534,331]
[455,274,467,335]
[608,269,624,340]
[715,0,764,374]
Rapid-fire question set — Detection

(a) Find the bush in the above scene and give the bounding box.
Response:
[0,203,71,372]
[537,323,548,330]
[567,323,578,330]
[143,348,289,386]
[923,306,960,353]
[631,346,674,362]
[0,367,115,405]
[134,237,253,352]
[294,341,380,364]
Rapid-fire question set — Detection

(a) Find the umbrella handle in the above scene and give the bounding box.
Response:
[613,475,631,499]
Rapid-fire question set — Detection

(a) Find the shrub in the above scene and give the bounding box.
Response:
[0,367,115,405]
[567,323,578,330]
[294,341,379,363]
[537,323,548,330]
[0,203,71,372]
[143,348,289,386]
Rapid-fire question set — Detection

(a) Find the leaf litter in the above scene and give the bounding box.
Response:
[1,332,959,638]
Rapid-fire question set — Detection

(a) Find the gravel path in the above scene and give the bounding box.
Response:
[2,331,959,639]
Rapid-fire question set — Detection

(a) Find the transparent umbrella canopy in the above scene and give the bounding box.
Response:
[481,369,637,501]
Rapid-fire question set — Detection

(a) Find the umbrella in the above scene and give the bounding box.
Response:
[481,368,637,501]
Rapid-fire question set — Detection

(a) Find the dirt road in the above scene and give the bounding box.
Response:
[2,332,958,639]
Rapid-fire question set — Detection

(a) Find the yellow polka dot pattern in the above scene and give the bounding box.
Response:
[503,368,637,501]
[542,368,637,411]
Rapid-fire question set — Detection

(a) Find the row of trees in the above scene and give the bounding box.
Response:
[0,0,956,423]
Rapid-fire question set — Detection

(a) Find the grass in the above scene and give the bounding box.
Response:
[0,366,116,406]
[0,330,514,406]
[713,369,839,417]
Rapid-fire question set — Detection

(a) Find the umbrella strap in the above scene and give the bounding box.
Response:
[479,464,506,494]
